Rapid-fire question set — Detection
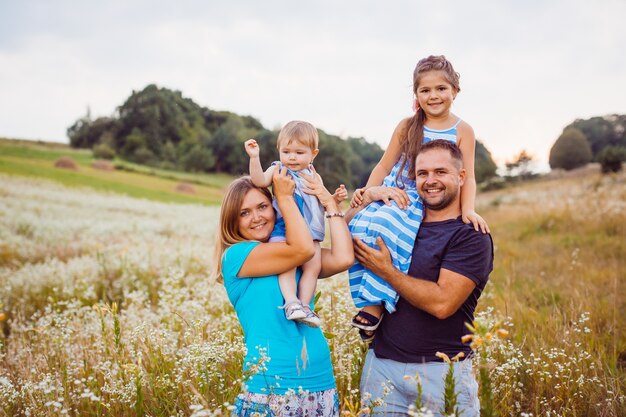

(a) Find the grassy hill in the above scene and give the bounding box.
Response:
[0,138,233,205]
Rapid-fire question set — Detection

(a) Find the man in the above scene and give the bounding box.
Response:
[348,139,493,416]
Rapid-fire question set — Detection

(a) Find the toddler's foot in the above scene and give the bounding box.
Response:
[283,301,307,321]
[299,305,322,328]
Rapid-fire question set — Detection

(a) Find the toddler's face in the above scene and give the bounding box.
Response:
[278,140,318,171]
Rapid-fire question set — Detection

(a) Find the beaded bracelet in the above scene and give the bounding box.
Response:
[325,212,345,218]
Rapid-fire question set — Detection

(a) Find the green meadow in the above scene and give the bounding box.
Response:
[0,138,624,416]
[0,138,232,205]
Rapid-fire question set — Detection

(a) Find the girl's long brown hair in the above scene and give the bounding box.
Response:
[396,55,461,187]
[212,176,273,283]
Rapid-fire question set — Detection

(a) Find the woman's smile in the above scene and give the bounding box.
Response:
[239,189,275,241]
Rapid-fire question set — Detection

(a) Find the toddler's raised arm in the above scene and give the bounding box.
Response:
[244,139,274,188]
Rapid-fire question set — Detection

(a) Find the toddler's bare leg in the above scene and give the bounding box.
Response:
[298,242,322,305]
[278,268,299,304]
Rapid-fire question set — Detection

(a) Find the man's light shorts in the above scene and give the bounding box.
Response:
[360,350,480,416]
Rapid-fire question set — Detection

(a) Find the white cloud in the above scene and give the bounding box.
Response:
[0,0,625,166]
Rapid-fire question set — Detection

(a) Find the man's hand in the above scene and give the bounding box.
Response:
[353,236,395,279]
[244,139,260,158]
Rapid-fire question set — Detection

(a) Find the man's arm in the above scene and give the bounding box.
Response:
[353,236,476,319]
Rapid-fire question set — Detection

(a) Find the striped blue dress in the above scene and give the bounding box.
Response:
[348,121,461,313]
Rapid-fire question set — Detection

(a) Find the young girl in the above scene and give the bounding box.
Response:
[245,120,347,328]
[349,55,489,340]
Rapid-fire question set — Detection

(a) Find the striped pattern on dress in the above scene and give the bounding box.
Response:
[348,121,460,313]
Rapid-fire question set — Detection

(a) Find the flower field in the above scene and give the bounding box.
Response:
[1,169,625,416]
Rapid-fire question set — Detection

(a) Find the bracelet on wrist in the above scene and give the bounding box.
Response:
[325,212,345,219]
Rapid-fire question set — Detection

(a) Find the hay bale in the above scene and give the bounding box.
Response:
[91,160,115,171]
[54,156,79,170]
[175,182,197,195]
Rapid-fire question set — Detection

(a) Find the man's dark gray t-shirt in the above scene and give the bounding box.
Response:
[372,217,494,363]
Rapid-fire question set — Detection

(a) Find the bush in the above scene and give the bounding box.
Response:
[597,146,626,173]
[92,143,116,160]
[180,145,215,172]
[549,128,593,170]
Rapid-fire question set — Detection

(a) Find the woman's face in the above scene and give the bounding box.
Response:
[238,188,275,242]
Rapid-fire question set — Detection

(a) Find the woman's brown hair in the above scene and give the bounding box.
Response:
[212,176,273,282]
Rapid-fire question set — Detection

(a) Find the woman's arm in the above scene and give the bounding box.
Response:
[457,122,489,233]
[301,170,354,278]
[238,167,315,277]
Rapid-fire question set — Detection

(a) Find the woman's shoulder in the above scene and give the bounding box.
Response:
[222,241,261,281]
[223,241,261,263]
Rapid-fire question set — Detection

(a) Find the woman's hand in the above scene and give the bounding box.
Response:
[272,166,295,200]
[462,209,490,234]
[363,186,410,210]
[300,167,339,211]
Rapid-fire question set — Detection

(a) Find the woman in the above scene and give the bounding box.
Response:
[215,166,353,416]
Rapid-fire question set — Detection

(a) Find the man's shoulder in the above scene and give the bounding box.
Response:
[423,218,493,254]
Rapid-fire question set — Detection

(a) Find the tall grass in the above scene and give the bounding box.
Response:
[0,169,624,416]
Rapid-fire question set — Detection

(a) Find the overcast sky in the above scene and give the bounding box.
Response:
[1,0,625,169]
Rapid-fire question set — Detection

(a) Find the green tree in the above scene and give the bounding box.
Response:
[474,140,498,183]
[67,116,118,149]
[316,130,352,191]
[565,114,626,158]
[549,128,592,170]
[180,145,215,172]
[346,137,384,188]
[506,150,534,179]
[597,146,626,173]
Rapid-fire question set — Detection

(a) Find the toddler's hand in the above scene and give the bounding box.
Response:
[350,188,366,208]
[333,184,348,204]
[462,210,490,234]
[244,139,260,158]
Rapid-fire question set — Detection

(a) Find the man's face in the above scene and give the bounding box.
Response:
[415,149,465,211]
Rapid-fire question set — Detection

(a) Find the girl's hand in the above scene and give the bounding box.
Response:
[272,166,295,200]
[462,209,490,234]
[350,188,366,208]
[364,186,410,210]
[333,184,348,204]
[300,167,337,211]
[244,139,260,158]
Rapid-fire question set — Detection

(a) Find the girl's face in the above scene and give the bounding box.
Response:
[238,188,275,242]
[278,140,318,171]
[416,70,458,119]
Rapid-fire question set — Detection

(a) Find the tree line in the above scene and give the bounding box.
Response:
[67,84,498,190]
[550,114,626,173]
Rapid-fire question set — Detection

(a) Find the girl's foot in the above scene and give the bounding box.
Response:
[283,301,307,321]
[350,310,382,331]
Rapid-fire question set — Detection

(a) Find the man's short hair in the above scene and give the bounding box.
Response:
[417,140,463,169]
